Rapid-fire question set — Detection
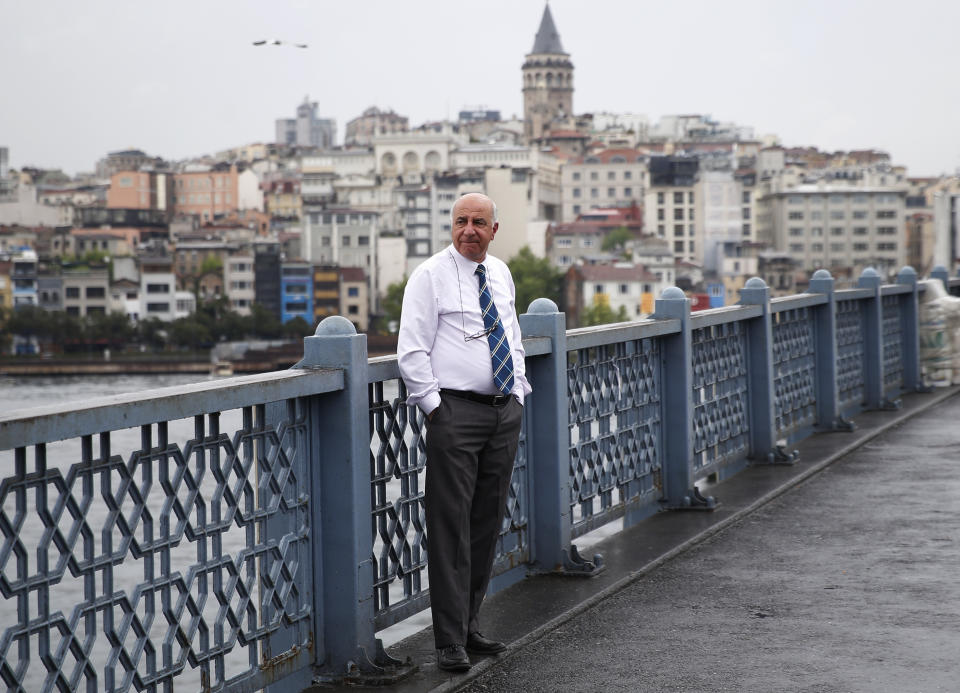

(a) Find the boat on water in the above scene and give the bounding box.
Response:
[211,360,234,376]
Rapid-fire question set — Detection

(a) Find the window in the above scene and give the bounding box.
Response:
[811,227,823,236]
[657,224,665,236]
[789,227,804,236]
[286,302,307,312]
[788,211,804,220]
[830,210,845,220]
[877,242,897,251]
[624,187,632,196]
[742,208,750,219]
[65,287,80,298]
[590,172,598,181]
[674,208,684,220]
[582,238,595,248]
[674,192,683,204]
[674,240,684,252]
[812,243,823,252]
[358,236,369,246]
[573,188,581,198]
[742,191,751,204]
[877,226,897,235]
[853,194,867,204]
[573,205,581,214]
[810,210,823,220]
[86,287,105,298]
[657,192,665,204]
[607,187,615,197]
[591,188,598,198]
[624,171,632,180]
[877,210,896,219]
[572,172,581,181]
[146,283,170,294]
[831,227,844,236]
[607,171,616,181]
[348,305,359,315]
[342,236,351,246]
[347,287,359,297]
[788,195,803,204]
[789,243,804,253]
[852,210,868,219]
[688,192,694,204]
[742,223,751,236]
[147,302,170,312]
[829,194,845,204]
[853,243,868,252]
[674,224,684,237]
[619,283,629,294]
[658,208,665,221]
[594,284,604,294]
[853,227,868,235]
[556,238,572,248]
[831,243,845,252]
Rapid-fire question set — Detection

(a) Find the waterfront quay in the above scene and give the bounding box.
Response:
[1,268,958,692]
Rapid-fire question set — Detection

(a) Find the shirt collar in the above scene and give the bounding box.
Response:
[446,244,485,273]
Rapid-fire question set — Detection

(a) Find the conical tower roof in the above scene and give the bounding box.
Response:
[530,4,566,55]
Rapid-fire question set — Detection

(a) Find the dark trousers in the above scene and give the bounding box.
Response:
[425,392,523,648]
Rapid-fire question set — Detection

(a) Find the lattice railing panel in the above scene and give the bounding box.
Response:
[837,299,866,409]
[691,322,749,475]
[772,306,817,439]
[882,295,904,392]
[368,377,529,629]
[567,338,662,537]
[0,403,312,693]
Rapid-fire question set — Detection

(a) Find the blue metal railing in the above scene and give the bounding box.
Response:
[0,267,955,691]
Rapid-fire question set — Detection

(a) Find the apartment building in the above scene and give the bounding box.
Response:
[345,107,409,146]
[280,261,313,325]
[644,156,699,265]
[62,268,110,317]
[763,185,906,276]
[224,255,255,316]
[106,170,173,213]
[560,149,648,222]
[564,263,663,327]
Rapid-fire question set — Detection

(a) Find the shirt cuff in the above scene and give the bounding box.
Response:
[420,392,442,416]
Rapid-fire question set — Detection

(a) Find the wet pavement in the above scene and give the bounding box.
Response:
[311,387,960,693]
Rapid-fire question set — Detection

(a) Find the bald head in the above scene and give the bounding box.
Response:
[451,193,499,262]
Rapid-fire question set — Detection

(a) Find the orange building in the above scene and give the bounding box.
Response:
[172,165,240,222]
[107,170,173,212]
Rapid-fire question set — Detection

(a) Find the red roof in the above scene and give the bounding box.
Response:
[340,267,366,281]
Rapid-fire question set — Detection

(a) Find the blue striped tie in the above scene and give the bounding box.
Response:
[475,264,515,395]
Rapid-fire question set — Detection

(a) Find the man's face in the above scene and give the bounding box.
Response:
[451,194,498,262]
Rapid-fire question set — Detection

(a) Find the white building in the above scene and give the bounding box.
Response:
[224,254,255,315]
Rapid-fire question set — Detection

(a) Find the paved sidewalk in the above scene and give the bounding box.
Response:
[459,390,960,692]
[312,387,960,693]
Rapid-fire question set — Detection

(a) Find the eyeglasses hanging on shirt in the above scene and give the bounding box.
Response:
[449,249,501,342]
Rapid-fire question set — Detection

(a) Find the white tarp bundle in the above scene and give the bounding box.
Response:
[918,279,960,386]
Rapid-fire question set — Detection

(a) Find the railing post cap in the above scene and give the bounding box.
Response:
[744,277,768,289]
[898,265,917,277]
[660,286,686,300]
[859,267,880,279]
[527,297,559,314]
[932,264,947,273]
[811,269,833,280]
[314,315,357,336]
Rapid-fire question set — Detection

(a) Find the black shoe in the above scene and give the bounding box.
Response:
[437,644,471,672]
[466,631,506,654]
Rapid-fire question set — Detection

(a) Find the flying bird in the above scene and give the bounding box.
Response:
[252,39,308,48]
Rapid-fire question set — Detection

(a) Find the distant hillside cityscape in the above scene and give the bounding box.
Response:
[2,5,959,356]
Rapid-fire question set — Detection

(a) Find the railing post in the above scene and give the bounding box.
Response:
[897,266,926,393]
[857,267,898,411]
[930,265,949,291]
[807,269,854,431]
[738,277,795,463]
[653,287,713,509]
[519,298,601,576]
[288,316,407,685]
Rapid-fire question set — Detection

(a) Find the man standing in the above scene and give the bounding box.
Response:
[398,193,531,672]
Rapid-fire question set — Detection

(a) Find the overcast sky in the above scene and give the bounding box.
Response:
[3,0,958,178]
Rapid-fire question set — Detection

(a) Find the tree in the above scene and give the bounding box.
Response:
[601,226,634,254]
[282,316,312,339]
[377,276,408,334]
[508,247,564,314]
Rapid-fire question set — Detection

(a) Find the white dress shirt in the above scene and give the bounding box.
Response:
[397,245,532,414]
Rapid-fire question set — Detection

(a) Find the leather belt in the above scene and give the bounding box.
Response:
[440,388,513,406]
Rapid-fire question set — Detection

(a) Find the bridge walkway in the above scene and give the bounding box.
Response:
[316,387,960,693]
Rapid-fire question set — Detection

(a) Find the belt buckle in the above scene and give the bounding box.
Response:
[493,394,508,405]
